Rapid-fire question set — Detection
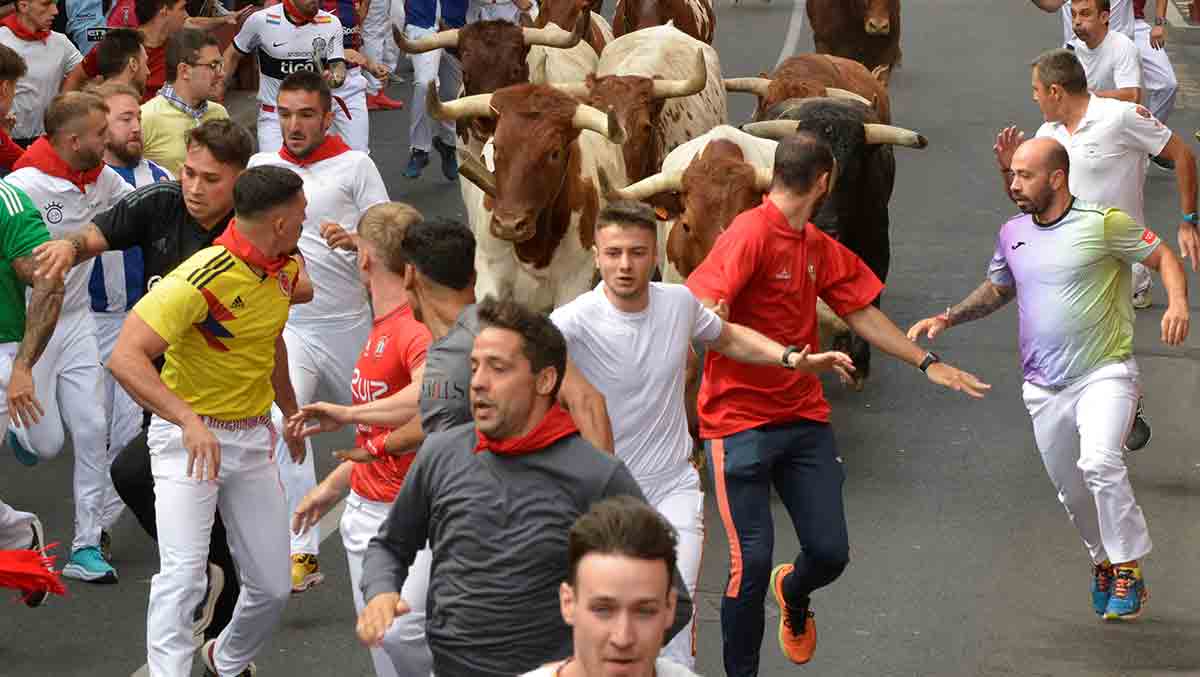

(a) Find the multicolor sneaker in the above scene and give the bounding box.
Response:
[201,638,257,676]
[290,553,324,593]
[1091,561,1113,615]
[6,429,38,466]
[62,546,118,584]
[770,563,816,664]
[1104,566,1148,621]
[99,530,112,562]
[24,516,49,608]
[193,563,225,644]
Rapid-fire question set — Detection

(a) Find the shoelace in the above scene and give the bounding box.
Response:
[1093,564,1113,593]
[1111,570,1138,599]
[783,604,811,636]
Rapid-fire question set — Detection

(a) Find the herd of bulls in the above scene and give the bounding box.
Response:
[404,0,920,389]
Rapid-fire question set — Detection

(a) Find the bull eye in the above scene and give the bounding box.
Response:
[550,149,562,162]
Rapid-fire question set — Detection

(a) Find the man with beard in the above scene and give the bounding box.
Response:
[33,118,257,647]
[248,70,388,593]
[3,91,132,584]
[909,137,1189,622]
[0,0,84,147]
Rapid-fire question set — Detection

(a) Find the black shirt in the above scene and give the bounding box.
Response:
[95,181,233,292]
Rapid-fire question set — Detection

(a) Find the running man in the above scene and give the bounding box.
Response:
[909,137,1189,621]
[399,0,462,179]
[1133,0,1177,129]
[249,70,388,591]
[687,132,988,674]
[549,199,853,669]
[108,165,311,677]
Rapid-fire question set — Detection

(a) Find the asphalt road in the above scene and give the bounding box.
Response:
[5,2,1200,675]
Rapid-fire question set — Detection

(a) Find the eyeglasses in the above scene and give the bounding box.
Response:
[189,60,225,73]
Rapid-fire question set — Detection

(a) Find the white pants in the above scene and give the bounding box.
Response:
[257,83,371,155]
[362,0,403,94]
[1022,358,1151,565]
[341,491,434,677]
[272,314,371,555]
[406,24,462,153]
[1134,20,1178,123]
[466,1,524,24]
[146,415,290,677]
[0,498,37,550]
[7,310,109,552]
[643,466,703,669]
[94,312,139,529]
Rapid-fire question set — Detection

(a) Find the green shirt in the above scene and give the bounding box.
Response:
[0,180,52,344]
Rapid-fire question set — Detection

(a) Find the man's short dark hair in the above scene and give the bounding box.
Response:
[399,218,476,291]
[279,71,333,113]
[185,119,255,169]
[166,29,220,84]
[95,29,144,80]
[136,0,182,24]
[0,44,28,82]
[566,495,678,590]
[477,295,568,400]
[772,131,835,195]
[1032,48,1088,95]
[597,199,657,236]
[234,166,304,220]
[44,92,109,138]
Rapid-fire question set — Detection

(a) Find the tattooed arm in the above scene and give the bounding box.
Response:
[907,279,1017,342]
[7,255,64,427]
[31,223,111,280]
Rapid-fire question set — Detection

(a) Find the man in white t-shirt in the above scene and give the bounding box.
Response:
[0,0,83,146]
[1068,0,1141,103]
[1029,0,1135,44]
[549,200,852,669]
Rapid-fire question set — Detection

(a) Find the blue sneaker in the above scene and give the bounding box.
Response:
[403,150,429,178]
[432,136,459,181]
[1090,562,1113,615]
[62,546,118,584]
[1103,566,1147,621]
[6,429,38,466]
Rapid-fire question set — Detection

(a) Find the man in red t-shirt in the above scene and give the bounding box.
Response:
[685,132,990,673]
[291,202,435,677]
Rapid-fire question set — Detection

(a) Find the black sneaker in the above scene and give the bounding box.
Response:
[432,136,459,181]
[99,530,112,562]
[1124,398,1152,452]
[1150,154,1175,171]
[193,563,225,644]
[24,517,48,608]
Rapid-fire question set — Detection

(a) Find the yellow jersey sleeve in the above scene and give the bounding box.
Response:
[132,275,208,346]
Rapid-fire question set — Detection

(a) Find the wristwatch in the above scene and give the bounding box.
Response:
[1155,16,1167,26]
[1184,212,1199,225]
[918,351,941,373]
[781,345,801,369]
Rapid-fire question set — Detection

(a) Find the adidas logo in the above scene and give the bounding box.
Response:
[230,296,245,310]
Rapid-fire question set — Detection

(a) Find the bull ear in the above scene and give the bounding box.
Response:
[647,192,684,219]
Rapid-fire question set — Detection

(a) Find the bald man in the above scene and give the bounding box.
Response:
[909,137,1188,622]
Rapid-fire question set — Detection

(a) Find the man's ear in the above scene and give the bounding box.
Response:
[535,365,558,397]
[560,581,577,626]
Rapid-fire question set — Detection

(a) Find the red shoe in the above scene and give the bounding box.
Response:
[367,93,405,111]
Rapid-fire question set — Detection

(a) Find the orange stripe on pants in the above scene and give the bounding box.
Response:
[710,438,744,598]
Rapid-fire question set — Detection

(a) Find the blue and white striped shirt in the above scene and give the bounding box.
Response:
[89,159,172,313]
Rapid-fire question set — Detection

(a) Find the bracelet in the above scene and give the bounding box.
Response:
[939,306,952,326]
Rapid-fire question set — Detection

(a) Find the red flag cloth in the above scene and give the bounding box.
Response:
[474,404,579,456]
[283,0,316,25]
[0,548,66,604]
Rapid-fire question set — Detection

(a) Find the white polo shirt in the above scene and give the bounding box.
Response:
[247,142,388,326]
[1061,0,1135,45]
[1036,95,1172,226]
[0,30,83,139]
[1070,30,1141,92]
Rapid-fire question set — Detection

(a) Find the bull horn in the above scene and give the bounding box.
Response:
[572,103,627,144]
[754,166,774,192]
[651,49,708,100]
[457,151,498,198]
[740,120,799,140]
[427,83,496,122]
[396,27,460,53]
[824,87,872,106]
[522,11,586,47]
[723,77,771,98]
[548,81,592,98]
[601,167,684,201]
[863,123,928,149]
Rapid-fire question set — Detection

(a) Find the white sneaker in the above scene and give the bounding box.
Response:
[1133,287,1152,310]
[193,563,225,645]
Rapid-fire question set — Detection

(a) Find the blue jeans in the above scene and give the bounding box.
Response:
[707,420,850,677]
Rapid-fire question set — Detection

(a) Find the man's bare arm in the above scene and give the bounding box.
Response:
[108,314,200,427]
[1029,0,1067,11]
[32,223,110,279]
[946,279,1018,327]
[382,416,426,455]
[558,359,614,453]
[10,256,63,368]
[1094,87,1141,104]
[222,44,245,89]
[272,335,300,419]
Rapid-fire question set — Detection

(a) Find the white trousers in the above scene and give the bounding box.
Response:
[341,491,434,677]
[1022,358,1152,565]
[362,0,403,94]
[95,312,139,528]
[643,467,703,670]
[466,1,523,24]
[7,311,109,552]
[0,498,37,550]
[257,83,371,155]
[406,24,461,153]
[272,315,371,555]
[146,415,290,677]
[1134,20,1178,123]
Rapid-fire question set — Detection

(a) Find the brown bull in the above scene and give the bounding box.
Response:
[535,0,612,55]
[807,0,902,85]
[611,0,715,44]
[724,54,892,123]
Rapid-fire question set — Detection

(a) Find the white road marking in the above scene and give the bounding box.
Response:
[129,498,348,677]
[777,0,805,67]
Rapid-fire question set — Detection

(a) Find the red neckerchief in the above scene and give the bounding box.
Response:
[213,219,292,276]
[282,0,316,25]
[280,134,351,167]
[474,404,579,456]
[13,137,103,193]
[1,15,49,42]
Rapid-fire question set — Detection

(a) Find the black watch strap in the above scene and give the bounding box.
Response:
[919,351,941,373]
[781,345,800,369]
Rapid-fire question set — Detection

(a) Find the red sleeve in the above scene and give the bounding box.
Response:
[685,212,762,307]
[0,131,23,170]
[402,324,432,373]
[81,49,99,78]
[811,228,884,316]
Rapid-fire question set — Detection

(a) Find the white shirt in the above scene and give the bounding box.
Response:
[0,30,83,139]
[1070,29,1141,92]
[247,145,388,325]
[233,8,349,108]
[550,282,723,486]
[522,659,702,677]
[1061,0,1134,45]
[1036,95,1172,226]
[6,166,132,317]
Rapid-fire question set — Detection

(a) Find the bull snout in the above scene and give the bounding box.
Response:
[490,212,537,243]
[864,18,891,35]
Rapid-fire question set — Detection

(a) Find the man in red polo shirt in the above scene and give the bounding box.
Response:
[686,131,990,675]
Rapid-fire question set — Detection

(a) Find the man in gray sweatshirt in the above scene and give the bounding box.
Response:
[356,296,694,677]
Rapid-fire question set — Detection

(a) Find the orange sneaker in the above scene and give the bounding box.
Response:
[366,93,405,111]
[770,563,816,664]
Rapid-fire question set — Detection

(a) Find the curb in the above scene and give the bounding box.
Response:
[1166,0,1200,46]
